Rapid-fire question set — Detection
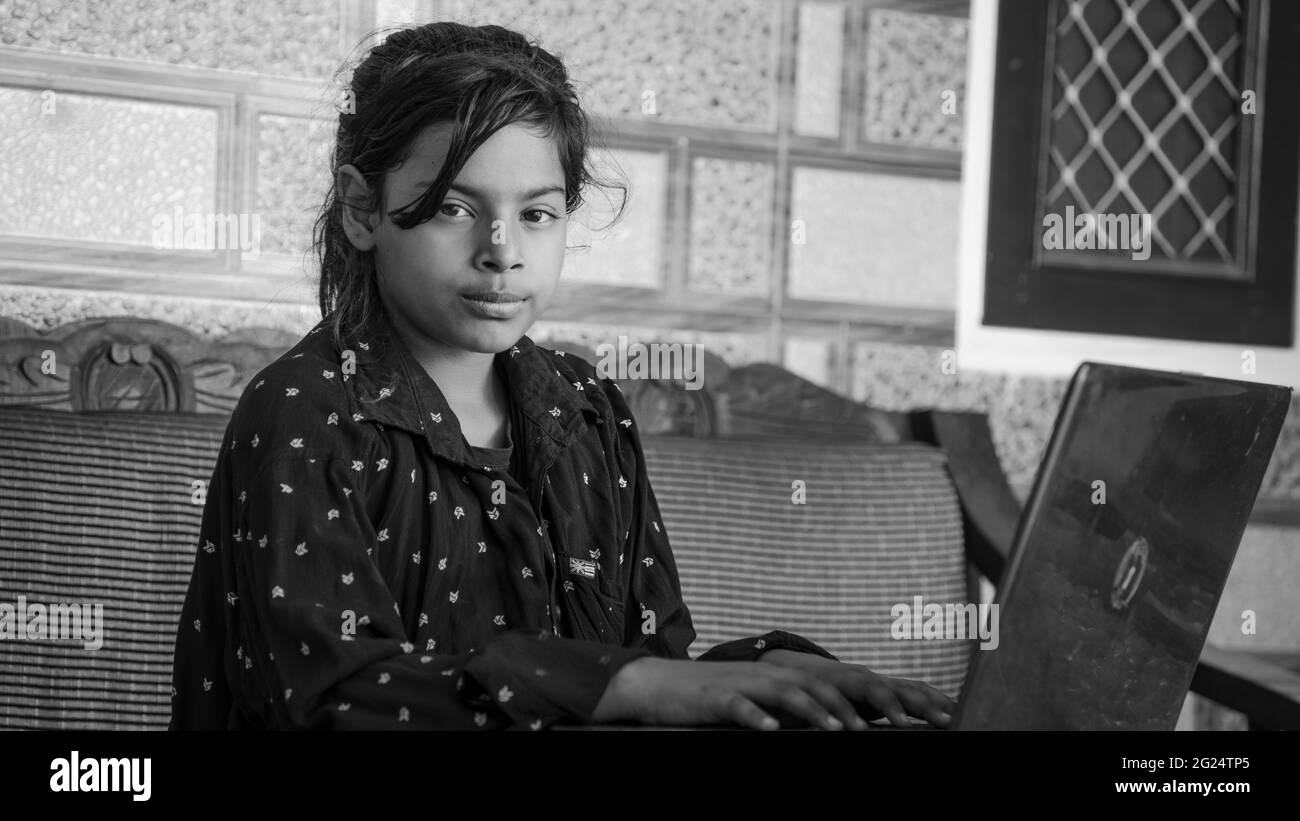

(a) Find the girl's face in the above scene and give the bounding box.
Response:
[368,122,569,357]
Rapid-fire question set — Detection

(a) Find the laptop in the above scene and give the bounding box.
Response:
[937,361,1292,730]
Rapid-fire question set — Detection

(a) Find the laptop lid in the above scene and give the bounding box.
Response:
[952,362,1292,730]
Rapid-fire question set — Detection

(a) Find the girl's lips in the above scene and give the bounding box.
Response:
[462,294,525,320]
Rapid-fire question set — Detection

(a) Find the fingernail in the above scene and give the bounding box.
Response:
[852,716,870,730]
[761,716,780,730]
[825,715,843,730]
[939,712,952,723]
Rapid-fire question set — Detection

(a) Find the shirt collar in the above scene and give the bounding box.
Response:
[323,310,600,466]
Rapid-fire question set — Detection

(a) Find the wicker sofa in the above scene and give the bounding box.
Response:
[0,316,1288,729]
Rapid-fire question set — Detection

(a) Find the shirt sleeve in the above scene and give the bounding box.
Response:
[605,381,838,665]
[229,453,648,730]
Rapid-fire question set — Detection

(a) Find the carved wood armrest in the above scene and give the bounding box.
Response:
[1192,645,1300,730]
[907,409,1021,585]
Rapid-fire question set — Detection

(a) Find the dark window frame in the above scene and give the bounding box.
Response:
[983,0,1300,347]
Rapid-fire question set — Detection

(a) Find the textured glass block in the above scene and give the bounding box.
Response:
[256,114,335,258]
[0,0,345,80]
[787,168,958,307]
[563,149,667,287]
[795,1,845,138]
[863,9,968,150]
[449,0,780,130]
[688,157,774,297]
[0,87,216,246]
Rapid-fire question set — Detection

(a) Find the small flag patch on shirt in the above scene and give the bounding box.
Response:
[569,557,597,579]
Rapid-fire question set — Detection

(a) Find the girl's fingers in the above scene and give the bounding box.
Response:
[894,681,956,726]
[862,680,910,727]
[720,692,780,731]
[805,677,869,730]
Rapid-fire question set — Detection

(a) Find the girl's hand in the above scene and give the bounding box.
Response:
[757,648,955,728]
[593,656,892,730]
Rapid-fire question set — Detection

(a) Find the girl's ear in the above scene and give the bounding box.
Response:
[337,164,380,251]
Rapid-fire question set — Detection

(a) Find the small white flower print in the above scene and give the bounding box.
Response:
[341,572,354,585]
[563,580,574,592]
[338,703,351,712]
[620,419,632,428]
[323,370,334,379]
[510,346,520,357]
[530,719,543,730]
[193,619,201,632]
[258,535,268,548]
[378,387,392,399]
[421,654,433,662]
[351,460,364,471]
[203,540,216,553]
[378,672,391,684]
[521,567,534,579]
[271,585,284,598]
[437,558,446,571]
[642,557,655,567]
[377,528,389,541]
[618,476,628,488]
[251,434,260,448]
[441,668,455,677]
[430,412,442,424]
[535,668,547,677]
[573,381,583,391]
[279,483,292,494]
[244,656,252,670]
[300,642,310,655]
[410,469,416,483]
[418,612,429,626]
[652,521,660,532]
[285,387,299,397]
[426,640,436,652]
[343,487,353,498]
[619,553,625,565]
[327,412,339,425]
[226,592,238,605]
[493,615,505,626]
[498,686,513,703]
[477,542,487,553]
[295,542,307,556]
[254,379,265,390]
[238,491,247,504]
[453,506,465,519]
[473,712,487,727]
[399,706,410,722]
[353,412,364,422]
[428,490,438,503]
[448,590,459,603]
[358,615,370,625]
[582,472,589,485]
[555,350,566,357]
[290,437,304,448]
[755,639,766,650]
[487,508,500,520]
[202,678,212,692]
[327,509,339,520]
[284,689,293,700]
[549,406,561,417]
[412,553,421,564]
[358,341,370,350]
[400,642,414,653]
[376,458,388,471]
[587,377,597,386]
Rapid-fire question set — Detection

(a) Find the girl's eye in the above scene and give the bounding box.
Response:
[438,203,470,218]
[523,209,558,225]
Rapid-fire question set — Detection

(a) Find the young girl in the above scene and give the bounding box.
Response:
[169,21,954,731]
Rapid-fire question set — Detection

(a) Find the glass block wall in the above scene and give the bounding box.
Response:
[0,0,970,389]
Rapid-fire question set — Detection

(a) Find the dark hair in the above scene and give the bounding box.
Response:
[313,21,624,348]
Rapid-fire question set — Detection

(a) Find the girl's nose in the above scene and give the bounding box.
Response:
[476,219,524,272]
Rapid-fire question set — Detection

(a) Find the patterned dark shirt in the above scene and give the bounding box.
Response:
[169,311,832,730]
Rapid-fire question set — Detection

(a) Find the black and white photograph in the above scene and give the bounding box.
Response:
[0,0,1296,802]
